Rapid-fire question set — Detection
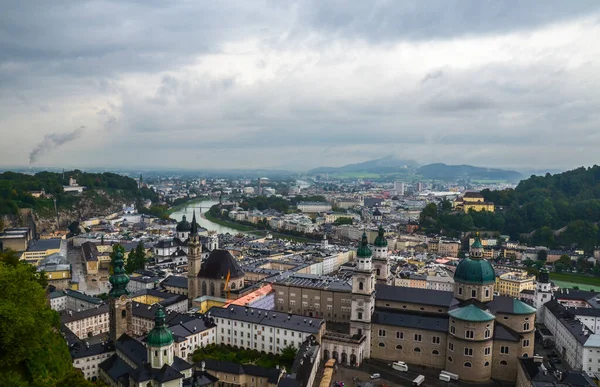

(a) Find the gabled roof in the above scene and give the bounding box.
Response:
[198,249,244,280]
[488,296,536,315]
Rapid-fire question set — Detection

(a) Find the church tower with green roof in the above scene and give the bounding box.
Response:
[108,247,133,341]
[350,232,376,361]
[147,306,175,368]
[372,225,391,285]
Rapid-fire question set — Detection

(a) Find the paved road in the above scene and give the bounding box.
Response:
[67,246,110,295]
[330,360,512,387]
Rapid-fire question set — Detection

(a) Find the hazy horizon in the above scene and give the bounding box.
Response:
[2,1,599,171]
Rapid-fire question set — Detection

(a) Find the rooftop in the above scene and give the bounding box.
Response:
[208,305,324,334]
[375,284,455,307]
[372,308,449,332]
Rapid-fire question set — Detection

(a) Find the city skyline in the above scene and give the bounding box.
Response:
[1,1,600,170]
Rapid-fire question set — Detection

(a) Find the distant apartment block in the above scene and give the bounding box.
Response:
[297,201,332,213]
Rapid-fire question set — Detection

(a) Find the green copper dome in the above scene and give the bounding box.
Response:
[454,257,495,285]
[448,304,495,322]
[146,306,174,347]
[471,236,483,249]
[357,232,372,258]
[511,299,537,315]
[374,225,388,247]
[109,249,130,298]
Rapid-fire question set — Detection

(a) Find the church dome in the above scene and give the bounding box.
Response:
[374,225,387,247]
[356,232,372,258]
[146,307,174,347]
[198,249,244,280]
[454,257,495,285]
[176,215,191,232]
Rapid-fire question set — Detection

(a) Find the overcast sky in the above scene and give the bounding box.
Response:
[1,1,600,171]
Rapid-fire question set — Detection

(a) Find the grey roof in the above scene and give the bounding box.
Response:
[99,354,132,383]
[544,299,592,345]
[519,357,596,386]
[270,273,351,292]
[49,291,66,299]
[493,323,520,342]
[161,275,188,289]
[375,284,455,307]
[200,359,280,383]
[208,305,324,334]
[61,304,109,323]
[70,341,115,360]
[287,336,319,387]
[64,289,103,305]
[372,308,449,332]
[114,334,147,366]
[198,249,244,280]
[81,241,99,262]
[129,363,184,383]
[28,238,61,251]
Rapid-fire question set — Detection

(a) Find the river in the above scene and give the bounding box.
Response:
[170,199,244,234]
[170,180,312,235]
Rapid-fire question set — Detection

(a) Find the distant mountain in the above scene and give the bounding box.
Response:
[307,155,418,175]
[418,163,522,181]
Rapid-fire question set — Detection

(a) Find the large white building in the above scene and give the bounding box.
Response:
[208,305,325,355]
[297,201,332,213]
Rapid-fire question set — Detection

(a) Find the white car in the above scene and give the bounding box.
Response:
[370,373,380,379]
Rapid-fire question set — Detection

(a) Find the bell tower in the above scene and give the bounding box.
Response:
[534,267,552,319]
[108,248,132,341]
[350,232,376,362]
[187,211,202,306]
[147,306,175,368]
[372,225,391,285]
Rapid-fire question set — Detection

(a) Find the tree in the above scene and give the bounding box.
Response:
[537,250,548,262]
[280,345,298,366]
[0,251,93,386]
[125,242,146,274]
[554,262,566,273]
[333,217,353,226]
[557,254,572,268]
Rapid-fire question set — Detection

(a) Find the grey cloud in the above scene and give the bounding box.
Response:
[425,95,495,112]
[298,0,600,42]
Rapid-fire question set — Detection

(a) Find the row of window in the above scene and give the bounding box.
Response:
[449,326,491,339]
[457,287,491,298]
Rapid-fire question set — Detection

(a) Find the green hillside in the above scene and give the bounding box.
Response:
[0,170,157,216]
[421,165,600,252]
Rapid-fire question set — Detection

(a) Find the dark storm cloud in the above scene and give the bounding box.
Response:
[299,0,600,42]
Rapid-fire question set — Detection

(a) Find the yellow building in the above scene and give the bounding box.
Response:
[495,272,535,298]
[192,295,227,313]
[453,191,495,213]
[21,238,63,266]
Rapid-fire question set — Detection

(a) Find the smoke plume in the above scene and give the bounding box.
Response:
[29,126,85,165]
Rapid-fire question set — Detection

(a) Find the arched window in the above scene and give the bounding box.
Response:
[202,281,207,296]
[448,356,453,362]
[231,282,236,290]
[210,282,215,296]
[376,268,381,276]
[524,322,530,330]
[484,361,490,367]
[464,362,472,368]
[155,350,158,356]
[465,330,474,339]
[450,326,456,334]
[414,347,421,353]
[378,342,385,348]
[121,310,126,319]
[432,350,439,355]
[396,345,402,350]
[500,360,508,366]
[458,287,463,295]
[485,288,490,298]
[359,282,364,290]
[523,353,528,358]
[471,289,477,298]
[485,329,491,338]
[163,350,167,356]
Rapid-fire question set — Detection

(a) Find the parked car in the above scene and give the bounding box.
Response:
[370,374,380,379]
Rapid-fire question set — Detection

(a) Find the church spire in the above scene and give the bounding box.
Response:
[109,249,129,298]
[357,232,372,258]
[190,210,198,236]
[469,232,484,260]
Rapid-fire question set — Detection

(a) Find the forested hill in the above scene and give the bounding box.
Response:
[421,166,600,253]
[0,170,157,219]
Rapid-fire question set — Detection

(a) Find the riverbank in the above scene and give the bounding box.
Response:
[167,197,210,215]
[203,211,257,232]
[204,211,320,243]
